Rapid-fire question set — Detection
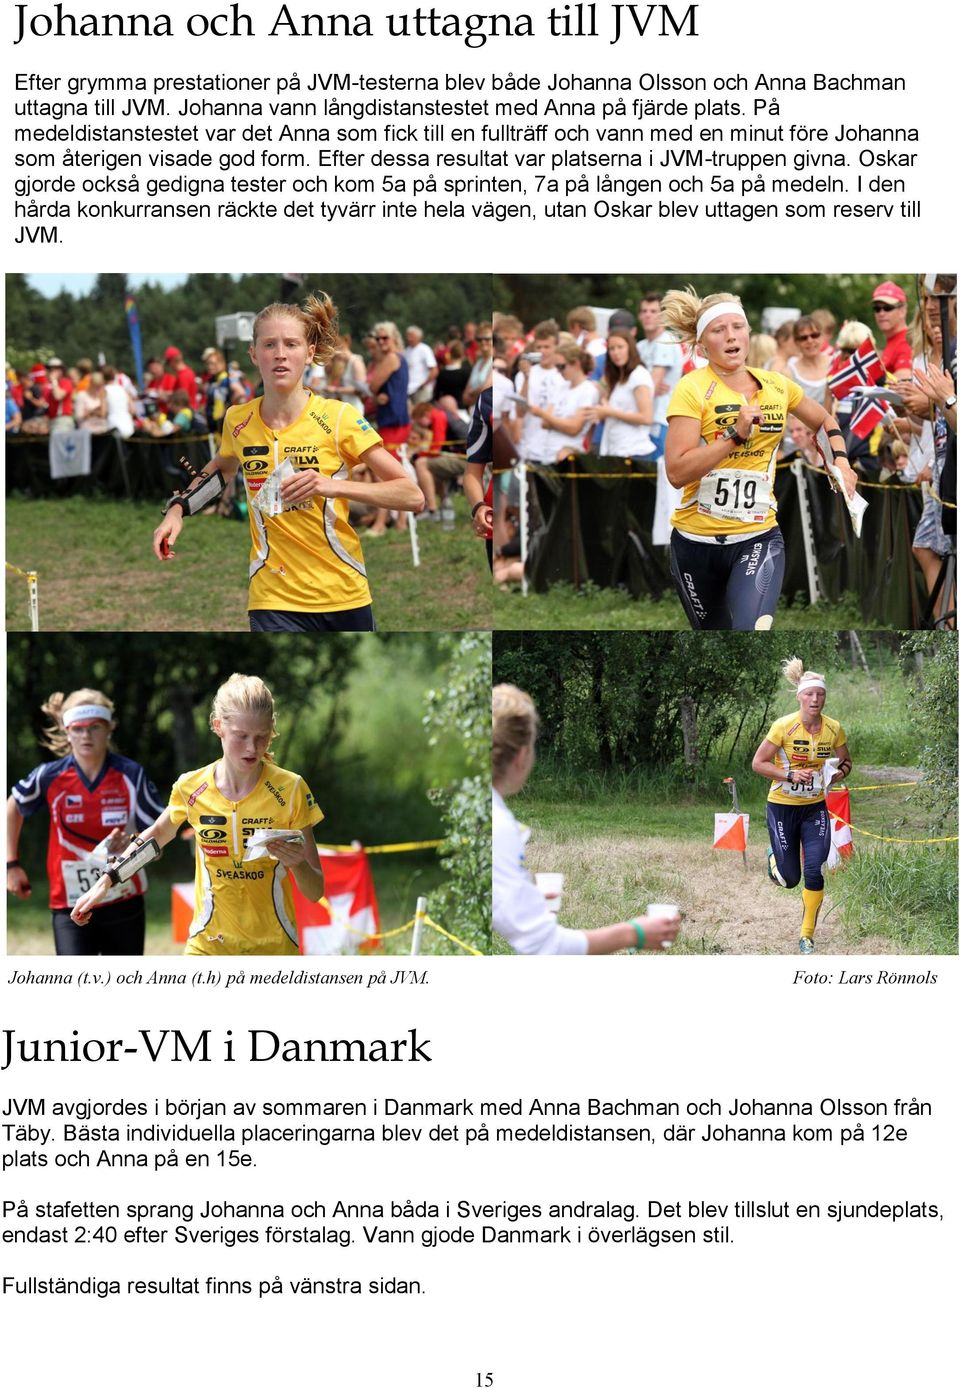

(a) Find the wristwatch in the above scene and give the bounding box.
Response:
[944,394,957,410]
[722,422,748,444]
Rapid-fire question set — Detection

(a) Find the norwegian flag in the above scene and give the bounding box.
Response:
[827,340,884,401]
[849,393,892,440]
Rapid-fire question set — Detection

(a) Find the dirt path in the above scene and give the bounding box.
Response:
[526,831,901,956]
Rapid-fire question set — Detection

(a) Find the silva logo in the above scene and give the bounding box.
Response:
[232,411,254,438]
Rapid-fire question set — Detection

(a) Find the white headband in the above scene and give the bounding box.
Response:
[797,676,825,693]
[697,302,748,339]
[63,703,113,727]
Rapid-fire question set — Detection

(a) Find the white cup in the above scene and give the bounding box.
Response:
[646,902,681,948]
[536,872,564,913]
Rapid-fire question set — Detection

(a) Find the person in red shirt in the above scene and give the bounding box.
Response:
[158,345,199,407]
[871,280,913,380]
[7,686,165,955]
[45,357,74,431]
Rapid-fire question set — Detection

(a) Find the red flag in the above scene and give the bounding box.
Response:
[849,395,888,439]
[294,848,383,955]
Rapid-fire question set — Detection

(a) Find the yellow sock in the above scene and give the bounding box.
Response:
[801,888,824,940]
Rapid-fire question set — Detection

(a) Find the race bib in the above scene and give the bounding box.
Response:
[697,468,772,523]
[61,859,141,907]
[784,770,823,798]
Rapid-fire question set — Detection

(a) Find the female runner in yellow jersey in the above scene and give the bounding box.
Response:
[662,288,860,630]
[151,294,423,632]
[70,675,325,955]
[751,658,852,955]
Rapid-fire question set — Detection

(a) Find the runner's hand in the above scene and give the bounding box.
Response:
[473,505,493,538]
[153,508,183,560]
[736,406,764,439]
[835,458,859,500]
[265,836,308,868]
[280,471,338,505]
[792,768,816,784]
[72,874,112,925]
[6,865,31,900]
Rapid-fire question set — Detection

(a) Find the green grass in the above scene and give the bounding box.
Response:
[823,844,958,955]
[5,496,491,633]
[493,584,880,631]
[4,850,468,956]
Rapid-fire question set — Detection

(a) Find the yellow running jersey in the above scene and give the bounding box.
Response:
[667,366,805,538]
[765,712,847,807]
[219,395,382,613]
[168,761,324,955]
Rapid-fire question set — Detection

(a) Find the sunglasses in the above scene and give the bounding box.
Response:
[873,303,899,313]
[375,335,392,342]
[795,333,820,343]
[476,336,493,343]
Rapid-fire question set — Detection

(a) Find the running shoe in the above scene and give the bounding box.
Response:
[798,938,815,955]
[767,849,788,888]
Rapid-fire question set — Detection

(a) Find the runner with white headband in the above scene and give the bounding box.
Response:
[7,686,165,955]
[751,657,853,953]
[661,288,860,629]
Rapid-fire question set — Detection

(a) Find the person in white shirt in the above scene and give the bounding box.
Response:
[586,330,655,461]
[492,684,682,956]
[521,343,599,461]
[404,326,438,405]
[512,321,569,464]
[638,293,685,542]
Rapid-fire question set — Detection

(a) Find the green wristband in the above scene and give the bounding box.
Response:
[630,917,645,951]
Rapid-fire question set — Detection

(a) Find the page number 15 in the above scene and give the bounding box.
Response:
[475,1375,494,1386]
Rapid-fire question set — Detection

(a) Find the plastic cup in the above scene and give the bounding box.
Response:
[536,872,564,913]
[646,902,681,948]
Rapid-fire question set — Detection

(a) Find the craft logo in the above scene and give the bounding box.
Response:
[232,411,254,438]
[187,781,209,807]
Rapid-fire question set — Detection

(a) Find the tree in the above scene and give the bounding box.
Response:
[901,632,959,831]
[422,632,491,952]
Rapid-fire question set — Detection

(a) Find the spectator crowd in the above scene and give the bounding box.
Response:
[6,314,493,534]
[491,277,957,610]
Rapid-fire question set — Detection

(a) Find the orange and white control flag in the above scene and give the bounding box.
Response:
[825,788,854,867]
[713,813,749,851]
